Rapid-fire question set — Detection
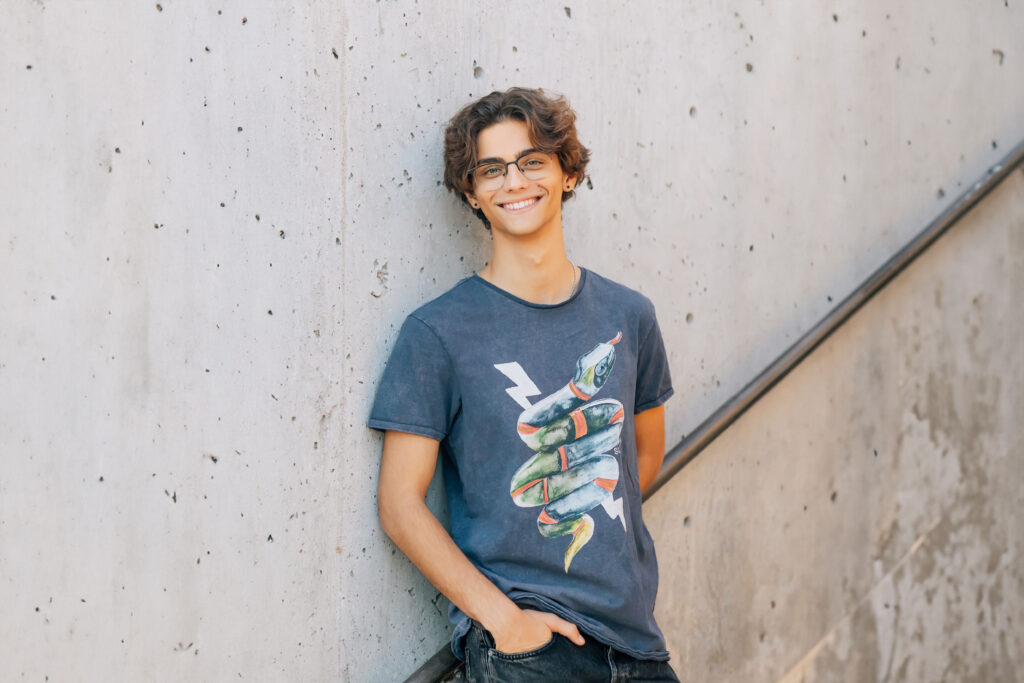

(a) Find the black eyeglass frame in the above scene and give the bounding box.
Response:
[467,149,556,184]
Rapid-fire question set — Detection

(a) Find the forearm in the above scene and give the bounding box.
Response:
[634,405,667,495]
[636,448,665,494]
[376,430,584,652]
[380,495,519,633]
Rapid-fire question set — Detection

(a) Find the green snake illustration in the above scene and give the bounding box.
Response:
[509,332,625,572]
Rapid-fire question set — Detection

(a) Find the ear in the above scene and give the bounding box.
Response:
[464,192,480,209]
[563,174,578,193]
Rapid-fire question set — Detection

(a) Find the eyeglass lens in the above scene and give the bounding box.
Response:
[472,153,552,188]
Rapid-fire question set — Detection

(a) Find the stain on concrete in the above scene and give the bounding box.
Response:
[370,259,390,298]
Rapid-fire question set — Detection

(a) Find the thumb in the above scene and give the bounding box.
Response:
[542,614,585,646]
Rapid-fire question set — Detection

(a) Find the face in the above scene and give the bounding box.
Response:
[465,119,575,238]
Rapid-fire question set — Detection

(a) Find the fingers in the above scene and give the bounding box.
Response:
[540,612,585,646]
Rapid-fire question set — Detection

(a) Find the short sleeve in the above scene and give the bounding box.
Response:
[367,314,461,441]
[634,305,674,413]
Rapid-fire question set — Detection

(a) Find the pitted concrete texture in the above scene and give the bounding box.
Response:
[647,170,1024,681]
[1,0,1023,681]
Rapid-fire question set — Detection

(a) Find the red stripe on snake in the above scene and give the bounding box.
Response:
[568,380,592,400]
[570,409,587,438]
[517,421,541,435]
[511,478,542,498]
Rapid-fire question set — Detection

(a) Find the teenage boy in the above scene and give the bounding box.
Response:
[369,87,678,681]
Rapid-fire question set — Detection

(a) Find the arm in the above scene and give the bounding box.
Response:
[634,404,666,494]
[377,429,585,653]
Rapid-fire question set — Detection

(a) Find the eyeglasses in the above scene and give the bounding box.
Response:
[468,150,555,190]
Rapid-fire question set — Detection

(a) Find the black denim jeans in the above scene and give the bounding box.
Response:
[463,621,680,682]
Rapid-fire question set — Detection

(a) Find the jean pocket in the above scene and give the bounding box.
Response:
[488,633,557,661]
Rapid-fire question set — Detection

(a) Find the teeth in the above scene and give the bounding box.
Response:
[503,197,538,211]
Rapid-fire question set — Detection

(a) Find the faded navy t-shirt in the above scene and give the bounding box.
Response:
[368,267,674,661]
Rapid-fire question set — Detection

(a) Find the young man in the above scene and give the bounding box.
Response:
[369,87,678,681]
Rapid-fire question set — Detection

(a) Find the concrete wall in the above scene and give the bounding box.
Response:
[649,170,1024,681]
[1,1,1021,681]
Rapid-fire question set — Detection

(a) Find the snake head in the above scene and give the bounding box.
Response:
[573,332,620,394]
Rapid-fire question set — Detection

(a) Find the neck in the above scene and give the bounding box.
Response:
[480,222,578,305]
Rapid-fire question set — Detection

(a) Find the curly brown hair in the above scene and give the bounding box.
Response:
[443,87,591,230]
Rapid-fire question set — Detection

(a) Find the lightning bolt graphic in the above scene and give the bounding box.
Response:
[493,362,541,409]
[601,496,627,532]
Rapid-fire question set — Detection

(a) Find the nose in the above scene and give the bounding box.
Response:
[503,162,529,190]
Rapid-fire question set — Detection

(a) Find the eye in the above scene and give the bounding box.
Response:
[521,155,547,168]
[478,164,503,178]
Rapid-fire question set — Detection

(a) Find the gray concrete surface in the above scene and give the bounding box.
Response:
[1,1,1022,681]
[648,169,1024,681]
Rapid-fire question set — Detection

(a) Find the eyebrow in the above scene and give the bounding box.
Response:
[474,148,541,165]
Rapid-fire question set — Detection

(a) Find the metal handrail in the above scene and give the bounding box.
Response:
[647,136,1024,497]
[405,137,1024,683]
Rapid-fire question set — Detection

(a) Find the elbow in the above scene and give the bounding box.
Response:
[378,487,397,539]
[377,485,411,541]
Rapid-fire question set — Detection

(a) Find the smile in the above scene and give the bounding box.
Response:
[499,196,540,212]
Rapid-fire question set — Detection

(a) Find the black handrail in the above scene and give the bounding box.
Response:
[405,137,1024,683]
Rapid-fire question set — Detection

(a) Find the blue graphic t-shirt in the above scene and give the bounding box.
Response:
[368,267,674,661]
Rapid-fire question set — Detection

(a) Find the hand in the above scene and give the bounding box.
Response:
[488,608,585,654]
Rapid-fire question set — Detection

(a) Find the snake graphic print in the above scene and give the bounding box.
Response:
[498,332,626,572]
